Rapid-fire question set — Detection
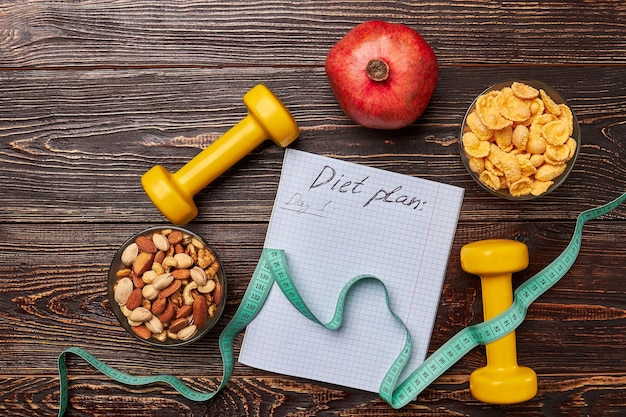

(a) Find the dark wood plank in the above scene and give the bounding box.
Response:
[1,0,625,415]
[1,221,623,375]
[1,374,625,416]
[1,0,625,68]
[1,66,624,223]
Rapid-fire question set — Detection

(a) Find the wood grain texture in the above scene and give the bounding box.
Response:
[1,374,625,416]
[0,66,624,223]
[1,221,624,374]
[0,0,624,416]
[1,0,625,68]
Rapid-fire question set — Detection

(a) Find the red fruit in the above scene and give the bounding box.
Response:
[325,20,438,130]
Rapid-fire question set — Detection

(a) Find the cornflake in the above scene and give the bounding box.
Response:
[462,81,576,197]
[466,111,494,141]
[463,132,490,158]
[511,82,539,100]
[476,91,512,130]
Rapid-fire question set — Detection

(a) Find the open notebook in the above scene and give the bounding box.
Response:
[239,149,464,392]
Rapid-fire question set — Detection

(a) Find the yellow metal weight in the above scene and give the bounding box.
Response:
[142,84,300,225]
[460,239,537,404]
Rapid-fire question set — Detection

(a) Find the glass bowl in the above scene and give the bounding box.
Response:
[459,80,580,200]
[108,226,226,347]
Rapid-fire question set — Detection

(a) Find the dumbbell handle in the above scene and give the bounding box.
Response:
[175,115,266,196]
[479,273,519,369]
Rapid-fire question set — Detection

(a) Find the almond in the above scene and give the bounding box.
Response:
[131,325,152,340]
[132,251,154,276]
[136,235,157,253]
[157,301,175,324]
[175,304,193,319]
[213,282,223,306]
[193,295,208,328]
[158,279,181,299]
[168,317,189,333]
[168,230,183,245]
[151,298,167,315]
[125,288,143,310]
[154,250,166,265]
[171,268,191,280]
[132,273,145,289]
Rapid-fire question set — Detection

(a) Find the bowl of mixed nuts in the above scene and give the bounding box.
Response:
[108,226,226,347]
[459,80,580,200]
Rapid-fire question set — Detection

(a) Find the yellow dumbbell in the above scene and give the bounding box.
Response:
[141,84,299,225]
[460,239,537,404]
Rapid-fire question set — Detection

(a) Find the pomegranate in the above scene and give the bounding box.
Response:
[325,20,438,130]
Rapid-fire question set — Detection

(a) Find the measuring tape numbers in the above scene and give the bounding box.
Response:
[57,192,626,415]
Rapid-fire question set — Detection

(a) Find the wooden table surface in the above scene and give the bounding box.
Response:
[1,1,625,416]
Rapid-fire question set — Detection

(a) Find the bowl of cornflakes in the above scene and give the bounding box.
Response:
[459,80,580,200]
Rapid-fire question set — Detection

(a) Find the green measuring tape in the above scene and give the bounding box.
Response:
[57,192,626,415]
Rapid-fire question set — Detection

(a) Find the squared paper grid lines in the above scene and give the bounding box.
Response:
[239,149,464,393]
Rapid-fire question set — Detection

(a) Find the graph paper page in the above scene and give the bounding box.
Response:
[239,149,464,392]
